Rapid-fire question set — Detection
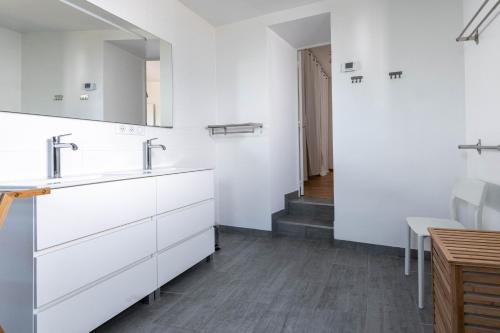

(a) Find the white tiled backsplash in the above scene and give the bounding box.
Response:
[0,112,215,181]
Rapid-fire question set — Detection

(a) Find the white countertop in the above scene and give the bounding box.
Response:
[0,167,213,190]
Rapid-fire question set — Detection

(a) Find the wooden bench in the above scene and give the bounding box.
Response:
[430,228,500,333]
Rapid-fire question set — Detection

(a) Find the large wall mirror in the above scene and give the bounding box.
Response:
[0,0,173,128]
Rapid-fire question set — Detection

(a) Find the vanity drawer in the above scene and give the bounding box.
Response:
[156,170,214,214]
[35,219,156,308]
[158,228,214,287]
[36,177,156,250]
[157,200,214,251]
[35,257,156,333]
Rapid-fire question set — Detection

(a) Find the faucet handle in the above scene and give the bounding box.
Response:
[146,137,158,143]
[52,133,73,142]
[54,133,72,139]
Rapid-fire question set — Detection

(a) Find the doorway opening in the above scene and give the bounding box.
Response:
[298,45,333,202]
[269,13,334,240]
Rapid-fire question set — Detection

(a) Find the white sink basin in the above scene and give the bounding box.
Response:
[0,167,206,189]
[106,168,179,177]
[43,174,107,186]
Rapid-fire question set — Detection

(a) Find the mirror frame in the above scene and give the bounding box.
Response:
[0,0,174,128]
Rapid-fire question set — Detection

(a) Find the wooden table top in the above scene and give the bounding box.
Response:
[429,228,500,268]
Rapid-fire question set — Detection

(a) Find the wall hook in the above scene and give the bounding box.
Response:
[351,76,363,84]
[389,71,403,79]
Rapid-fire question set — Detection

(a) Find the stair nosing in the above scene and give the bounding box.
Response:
[288,200,334,207]
[276,218,333,230]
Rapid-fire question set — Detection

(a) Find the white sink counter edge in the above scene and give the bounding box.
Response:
[0,167,214,189]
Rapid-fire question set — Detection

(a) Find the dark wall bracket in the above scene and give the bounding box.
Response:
[351,76,363,83]
[389,71,403,79]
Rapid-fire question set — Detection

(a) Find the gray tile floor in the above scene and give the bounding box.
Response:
[93,232,433,333]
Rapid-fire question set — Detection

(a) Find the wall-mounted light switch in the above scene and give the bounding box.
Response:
[116,124,145,136]
[82,83,96,91]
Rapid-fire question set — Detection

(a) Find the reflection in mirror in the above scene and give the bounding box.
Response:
[0,0,173,127]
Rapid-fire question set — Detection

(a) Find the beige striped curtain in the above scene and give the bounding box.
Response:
[301,50,331,179]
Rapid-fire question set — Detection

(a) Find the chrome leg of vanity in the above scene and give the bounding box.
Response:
[154,288,161,300]
[214,225,221,251]
[141,292,155,305]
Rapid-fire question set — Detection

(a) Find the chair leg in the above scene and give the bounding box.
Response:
[405,224,411,276]
[418,235,425,309]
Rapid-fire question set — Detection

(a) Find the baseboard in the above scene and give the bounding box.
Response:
[285,190,300,201]
[219,225,431,260]
[284,190,300,213]
[271,209,287,231]
[218,225,272,238]
[333,239,431,259]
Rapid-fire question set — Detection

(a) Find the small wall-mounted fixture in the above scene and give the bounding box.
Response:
[82,83,96,91]
[342,61,358,72]
[456,0,500,45]
[53,95,64,101]
[458,138,500,155]
[207,123,263,136]
[389,71,403,79]
[80,94,89,101]
[351,76,363,84]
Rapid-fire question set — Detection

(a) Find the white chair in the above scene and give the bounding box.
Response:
[405,179,487,309]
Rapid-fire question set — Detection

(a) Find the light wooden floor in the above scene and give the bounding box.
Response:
[304,171,333,200]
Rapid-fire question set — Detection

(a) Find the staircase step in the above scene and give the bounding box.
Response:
[289,197,333,206]
[278,215,333,229]
[274,214,333,240]
[288,197,334,220]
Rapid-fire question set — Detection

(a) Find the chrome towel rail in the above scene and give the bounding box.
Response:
[207,123,263,136]
[457,0,500,44]
[458,139,500,154]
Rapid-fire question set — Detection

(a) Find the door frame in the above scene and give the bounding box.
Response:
[297,51,305,196]
[297,43,333,199]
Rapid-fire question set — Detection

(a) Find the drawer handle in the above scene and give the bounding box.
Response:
[0,188,51,228]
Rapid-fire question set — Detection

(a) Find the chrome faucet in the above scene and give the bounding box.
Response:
[48,133,78,178]
[143,138,166,171]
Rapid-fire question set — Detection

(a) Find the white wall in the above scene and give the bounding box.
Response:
[215,2,336,231]
[215,0,467,245]
[0,27,21,113]
[215,29,299,231]
[268,30,300,213]
[21,30,146,121]
[147,61,161,126]
[103,41,146,125]
[333,0,466,248]
[0,0,216,181]
[463,0,500,231]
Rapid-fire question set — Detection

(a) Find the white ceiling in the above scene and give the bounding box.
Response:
[179,0,325,26]
[108,39,161,60]
[269,13,330,50]
[0,0,113,33]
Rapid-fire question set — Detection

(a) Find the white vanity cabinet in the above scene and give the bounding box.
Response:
[0,168,215,333]
[35,177,157,250]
